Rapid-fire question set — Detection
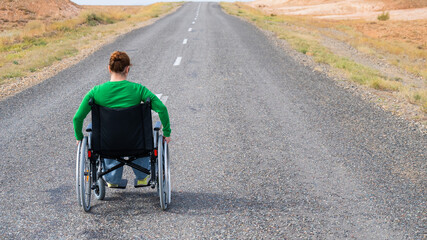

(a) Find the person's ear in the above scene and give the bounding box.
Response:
[108,65,112,73]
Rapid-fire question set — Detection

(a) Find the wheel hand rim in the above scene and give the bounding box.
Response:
[80,137,91,212]
[76,142,82,206]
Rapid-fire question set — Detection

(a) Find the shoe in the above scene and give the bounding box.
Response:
[107,182,118,188]
[106,179,127,189]
[134,175,151,187]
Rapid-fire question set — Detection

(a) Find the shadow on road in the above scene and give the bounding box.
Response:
[169,191,282,216]
[82,190,289,217]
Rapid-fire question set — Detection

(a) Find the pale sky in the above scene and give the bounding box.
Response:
[70,0,242,5]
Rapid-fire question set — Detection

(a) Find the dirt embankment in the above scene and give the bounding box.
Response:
[249,0,427,20]
[0,0,81,30]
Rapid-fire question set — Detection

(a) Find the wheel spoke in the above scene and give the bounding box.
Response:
[80,137,91,212]
[158,135,166,210]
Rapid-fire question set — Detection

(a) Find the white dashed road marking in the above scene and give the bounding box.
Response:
[155,94,168,104]
[172,4,201,68]
[161,96,168,104]
[173,57,182,66]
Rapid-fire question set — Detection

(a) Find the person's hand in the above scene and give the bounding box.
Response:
[76,140,81,146]
[164,137,171,144]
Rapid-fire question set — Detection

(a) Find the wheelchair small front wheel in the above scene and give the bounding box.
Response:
[94,178,105,200]
[79,137,92,212]
[94,159,105,200]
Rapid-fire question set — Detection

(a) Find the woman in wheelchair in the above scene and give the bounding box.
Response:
[73,51,171,190]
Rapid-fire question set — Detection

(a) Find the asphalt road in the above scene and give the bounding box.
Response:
[0,2,426,239]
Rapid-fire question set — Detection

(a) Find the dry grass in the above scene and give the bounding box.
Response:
[221,2,426,114]
[405,89,427,112]
[324,20,427,80]
[0,2,181,85]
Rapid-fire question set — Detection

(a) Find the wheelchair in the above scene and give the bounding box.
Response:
[75,98,171,212]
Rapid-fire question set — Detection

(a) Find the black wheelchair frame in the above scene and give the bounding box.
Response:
[76,98,170,212]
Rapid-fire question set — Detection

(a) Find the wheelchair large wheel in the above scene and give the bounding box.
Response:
[79,137,92,212]
[164,141,171,204]
[157,136,171,210]
[94,159,105,200]
[75,141,82,206]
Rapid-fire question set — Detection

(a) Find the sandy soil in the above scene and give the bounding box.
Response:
[0,0,80,30]
[250,0,427,20]
[316,7,427,20]
[350,19,427,46]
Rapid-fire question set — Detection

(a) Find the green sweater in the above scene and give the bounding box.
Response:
[73,80,171,140]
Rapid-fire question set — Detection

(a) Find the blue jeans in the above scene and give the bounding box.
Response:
[103,157,150,184]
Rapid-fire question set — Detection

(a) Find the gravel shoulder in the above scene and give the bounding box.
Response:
[320,34,426,127]
[252,24,427,133]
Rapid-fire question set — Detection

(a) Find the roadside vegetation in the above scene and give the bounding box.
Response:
[377,11,390,21]
[0,2,181,86]
[221,2,427,116]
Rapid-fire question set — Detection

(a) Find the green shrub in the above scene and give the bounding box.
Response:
[86,13,117,26]
[413,93,421,101]
[297,43,309,54]
[378,12,390,21]
[2,72,23,79]
[86,13,103,26]
[104,17,116,24]
[63,48,78,56]
[56,26,71,32]
[23,37,47,47]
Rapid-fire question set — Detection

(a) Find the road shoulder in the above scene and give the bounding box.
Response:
[0,4,182,101]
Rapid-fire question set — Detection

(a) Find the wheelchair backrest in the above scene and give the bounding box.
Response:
[90,99,153,158]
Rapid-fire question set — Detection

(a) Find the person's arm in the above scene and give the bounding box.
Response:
[141,87,171,138]
[73,89,94,140]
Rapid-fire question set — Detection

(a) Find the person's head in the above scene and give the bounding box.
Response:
[108,51,131,76]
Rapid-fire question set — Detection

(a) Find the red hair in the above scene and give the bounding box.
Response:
[109,51,131,73]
